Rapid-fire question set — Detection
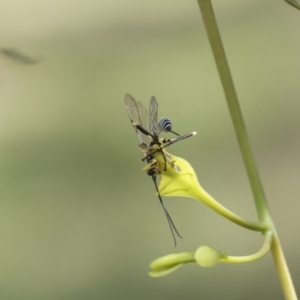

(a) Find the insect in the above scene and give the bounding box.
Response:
[124,93,196,246]
[157,117,178,135]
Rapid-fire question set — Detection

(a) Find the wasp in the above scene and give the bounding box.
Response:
[124,94,196,245]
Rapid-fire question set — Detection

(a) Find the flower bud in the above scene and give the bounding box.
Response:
[195,246,225,267]
[149,252,195,277]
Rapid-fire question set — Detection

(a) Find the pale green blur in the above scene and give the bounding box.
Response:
[0,1,299,299]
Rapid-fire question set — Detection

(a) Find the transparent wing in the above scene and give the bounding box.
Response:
[149,96,161,137]
[124,94,151,146]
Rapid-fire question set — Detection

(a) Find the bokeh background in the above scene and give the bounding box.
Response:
[0,1,299,299]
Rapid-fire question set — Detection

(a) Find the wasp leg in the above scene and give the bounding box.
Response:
[142,148,168,172]
[151,175,183,246]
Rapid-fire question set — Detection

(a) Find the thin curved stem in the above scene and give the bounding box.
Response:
[220,231,272,264]
[193,185,267,232]
[196,1,297,299]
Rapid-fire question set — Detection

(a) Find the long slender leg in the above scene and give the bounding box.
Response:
[151,175,182,246]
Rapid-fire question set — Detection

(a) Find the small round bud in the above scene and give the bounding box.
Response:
[195,246,225,267]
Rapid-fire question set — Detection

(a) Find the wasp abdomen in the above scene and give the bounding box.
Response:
[157,117,172,132]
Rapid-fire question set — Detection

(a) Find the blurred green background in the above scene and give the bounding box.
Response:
[0,1,299,299]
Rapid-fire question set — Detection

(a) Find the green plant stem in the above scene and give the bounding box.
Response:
[270,232,298,300]
[197,0,267,221]
[196,0,297,299]
[220,231,272,264]
[192,183,267,232]
[285,0,300,10]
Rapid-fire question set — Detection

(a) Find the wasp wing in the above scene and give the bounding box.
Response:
[149,96,161,137]
[124,94,151,146]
